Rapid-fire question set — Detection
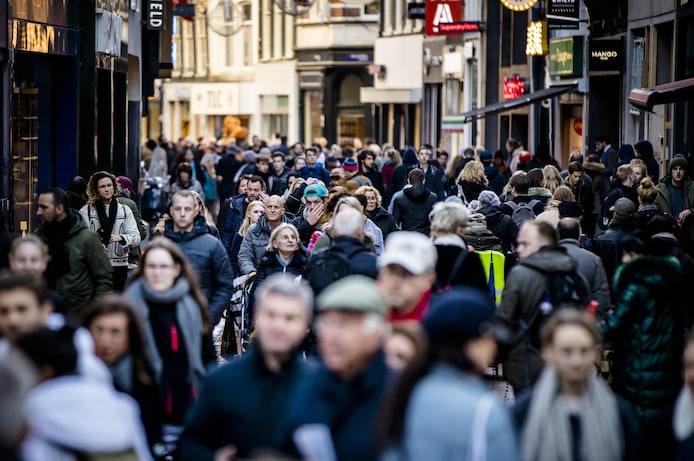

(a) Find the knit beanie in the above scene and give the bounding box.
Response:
[670,154,688,172]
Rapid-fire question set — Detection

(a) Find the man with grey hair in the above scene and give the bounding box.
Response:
[478,190,519,252]
[0,356,36,459]
[178,274,314,460]
[283,275,391,461]
[305,206,378,295]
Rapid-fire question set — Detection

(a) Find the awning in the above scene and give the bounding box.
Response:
[360,87,422,104]
[449,83,578,123]
[628,77,694,112]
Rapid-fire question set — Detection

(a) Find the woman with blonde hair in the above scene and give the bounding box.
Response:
[456,160,489,204]
[124,237,213,452]
[634,177,660,228]
[355,185,398,240]
[535,186,576,227]
[228,200,264,275]
[542,165,563,193]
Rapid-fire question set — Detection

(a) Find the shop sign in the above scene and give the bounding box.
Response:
[408,2,426,20]
[501,0,538,12]
[589,38,624,73]
[147,0,165,30]
[549,36,583,76]
[190,84,240,115]
[503,75,527,100]
[548,0,580,29]
[425,0,463,36]
[526,21,548,56]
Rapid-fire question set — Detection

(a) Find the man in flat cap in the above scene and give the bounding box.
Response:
[283,275,391,461]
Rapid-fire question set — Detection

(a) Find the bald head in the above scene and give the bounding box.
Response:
[332,207,364,240]
[264,195,285,223]
[557,217,581,241]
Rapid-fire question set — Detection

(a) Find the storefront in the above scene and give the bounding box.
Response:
[255,60,299,142]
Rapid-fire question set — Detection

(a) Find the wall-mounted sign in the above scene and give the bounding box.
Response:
[408,2,426,19]
[548,0,579,29]
[526,21,548,56]
[148,0,165,30]
[425,0,463,36]
[503,75,527,100]
[173,3,196,17]
[549,36,584,76]
[437,21,483,34]
[589,38,624,73]
[501,0,538,12]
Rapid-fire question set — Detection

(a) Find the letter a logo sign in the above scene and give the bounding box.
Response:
[426,0,462,36]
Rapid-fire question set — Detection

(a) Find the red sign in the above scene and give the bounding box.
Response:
[503,75,527,100]
[425,0,463,36]
[437,22,483,33]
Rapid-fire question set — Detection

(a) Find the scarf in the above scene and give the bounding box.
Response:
[674,387,694,441]
[125,278,206,394]
[109,353,134,394]
[94,198,118,246]
[521,366,623,461]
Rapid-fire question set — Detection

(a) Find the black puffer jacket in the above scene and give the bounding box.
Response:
[249,246,310,310]
[457,180,488,204]
[478,205,519,253]
[591,216,637,283]
[601,255,684,422]
[393,185,438,236]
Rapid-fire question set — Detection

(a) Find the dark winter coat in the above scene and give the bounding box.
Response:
[367,206,398,241]
[421,164,446,201]
[590,216,637,283]
[164,216,234,323]
[457,180,488,204]
[238,214,297,275]
[500,195,547,218]
[35,211,113,316]
[364,170,385,197]
[269,166,291,197]
[387,148,418,201]
[434,245,488,292]
[496,246,579,392]
[321,236,378,280]
[282,352,391,461]
[601,255,685,422]
[655,175,694,241]
[478,205,519,253]
[565,178,595,218]
[393,185,438,236]
[633,140,660,182]
[220,193,249,258]
[253,247,309,293]
[485,165,507,196]
[298,164,331,185]
[177,349,314,460]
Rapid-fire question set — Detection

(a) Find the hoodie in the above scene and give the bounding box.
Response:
[22,375,152,461]
[634,140,660,182]
[393,185,438,235]
[387,148,420,200]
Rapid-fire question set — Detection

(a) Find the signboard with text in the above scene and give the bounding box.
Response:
[549,37,583,76]
[589,38,624,73]
[548,0,580,29]
[425,0,463,36]
[148,0,165,30]
[503,75,527,100]
[408,2,426,19]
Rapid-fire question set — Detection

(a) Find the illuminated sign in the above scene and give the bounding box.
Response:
[148,0,165,30]
[526,21,548,56]
[437,22,483,33]
[589,39,624,72]
[549,37,583,76]
[501,0,538,12]
[503,75,527,100]
[425,0,463,36]
[548,0,579,29]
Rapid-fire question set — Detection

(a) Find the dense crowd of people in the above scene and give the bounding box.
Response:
[1,132,694,461]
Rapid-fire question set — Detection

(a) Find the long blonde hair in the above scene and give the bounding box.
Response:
[457,160,488,186]
[239,200,265,237]
[542,165,563,193]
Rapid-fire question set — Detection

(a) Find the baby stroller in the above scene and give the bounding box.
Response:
[220,275,254,358]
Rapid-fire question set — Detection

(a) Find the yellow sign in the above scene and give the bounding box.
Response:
[501,0,539,11]
[526,21,548,56]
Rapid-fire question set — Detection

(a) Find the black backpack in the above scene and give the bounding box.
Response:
[304,245,358,296]
[524,271,590,351]
[598,188,624,230]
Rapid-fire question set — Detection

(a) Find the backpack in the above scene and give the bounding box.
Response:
[524,271,590,351]
[466,214,503,251]
[505,199,541,228]
[598,188,624,230]
[304,245,359,296]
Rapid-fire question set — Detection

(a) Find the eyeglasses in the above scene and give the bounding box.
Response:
[144,264,176,272]
[330,176,341,180]
[365,196,378,201]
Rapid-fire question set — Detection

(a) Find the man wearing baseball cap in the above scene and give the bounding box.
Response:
[377,231,438,323]
[283,275,391,461]
[294,181,329,245]
[592,197,637,282]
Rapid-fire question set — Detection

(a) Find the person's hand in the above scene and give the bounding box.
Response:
[679,209,692,221]
[259,192,269,203]
[213,445,237,461]
[217,175,223,182]
[306,204,324,226]
[110,234,123,243]
[306,177,318,185]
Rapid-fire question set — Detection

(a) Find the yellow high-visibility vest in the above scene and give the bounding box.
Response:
[475,250,506,305]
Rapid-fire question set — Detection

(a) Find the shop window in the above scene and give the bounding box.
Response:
[12,86,39,235]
